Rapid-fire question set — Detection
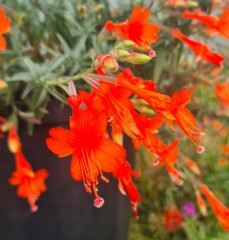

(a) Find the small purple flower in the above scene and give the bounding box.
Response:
[182,203,196,217]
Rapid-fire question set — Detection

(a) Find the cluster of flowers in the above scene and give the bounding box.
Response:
[0,3,228,231]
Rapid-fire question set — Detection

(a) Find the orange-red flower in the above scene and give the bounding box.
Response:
[215,82,229,108]
[47,91,141,214]
[170,85,206,152]
[183,8,229,39]
[105,5,159,55]
[7,124,21,153]
[47,96,127,205]
[182,155,201,175]
[9,149,48,212]
[113,161,141,220]
[0,9,10,51]
[221,145,229,155]
[132,112,182,184]
[172,29,224,66]
[116,69,173,120]
[195,191,207,216]
[164,207,182,231]
[95,83,143,141]
[200,184,229,231]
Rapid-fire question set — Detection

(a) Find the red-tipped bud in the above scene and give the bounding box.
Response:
[196,191,207,216]
[7,125,21,153]
[97,54,119,72]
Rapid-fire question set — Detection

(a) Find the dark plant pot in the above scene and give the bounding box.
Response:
[0,99,134,240]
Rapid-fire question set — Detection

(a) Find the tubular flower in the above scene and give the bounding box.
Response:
[113,161,141,220]
[172,29,224,66]
[164,207,182,231]
[0,9,10,51]
[132,112,182,184]
[182,155,201,175]
[96,83,143,141]
[7,124,21,153]
[46,98,128,206]
[200,184,229,231]
[183,8,229,39]
[105,5,159,54]
[170,86,206,152]
[215,82,229,108]
[116,69,173,121]
[196,191,207,216]
[9,149,48,212]
[157,140,183,185]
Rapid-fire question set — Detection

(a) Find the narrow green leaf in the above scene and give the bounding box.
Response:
[153,48,167,82]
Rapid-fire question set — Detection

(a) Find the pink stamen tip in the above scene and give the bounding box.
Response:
[149,49,156,58]
[177,179,183,186]
[30,205,38,213]
[94,197,105,208]
[197,146,205,154]
[153,160,160,166]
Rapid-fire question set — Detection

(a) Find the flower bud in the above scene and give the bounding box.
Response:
[114,50,130,59]
[0,79,8,90]
[98,55,119,72]
[7,125,21,153]
[124,53,152,64]
[196,191,207,217]
[120,40,135,49]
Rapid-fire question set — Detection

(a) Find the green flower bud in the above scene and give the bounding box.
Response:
[121,40,135,49]
[124,53,152,64]
[114,50,130,59]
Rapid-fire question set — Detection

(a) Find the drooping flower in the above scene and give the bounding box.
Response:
[172,29,224,66]
[116,69,205,150]
[7,124,21,153]
[0,9,10,51]
[164,207,182,231]
[170,86,206,152]
[9,149,48,212]
[200,184,229,231]
[105,5,159,55]
[215,82,229,109]
[183,8,229,39]
[196,191,207,216]
[113,161,141,220]
[116,69,173,121]
[131,112,182,184]
[95,83,143,141]
[182,155,201,175]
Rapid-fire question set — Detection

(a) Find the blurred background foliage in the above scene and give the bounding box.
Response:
[0,0,229,239]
